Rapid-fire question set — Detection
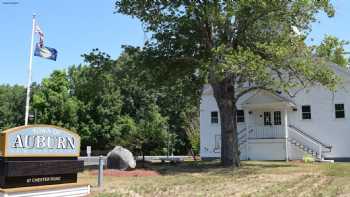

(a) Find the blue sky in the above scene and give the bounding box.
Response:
[0,0,349,85]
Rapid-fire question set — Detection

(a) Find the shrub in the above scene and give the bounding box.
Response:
[303,154,315,163]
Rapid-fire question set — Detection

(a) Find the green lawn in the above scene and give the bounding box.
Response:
[80,160,350,197]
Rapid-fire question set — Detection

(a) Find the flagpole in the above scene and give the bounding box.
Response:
[24,14,36,126]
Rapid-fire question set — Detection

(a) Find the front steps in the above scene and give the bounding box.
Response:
[289,138,319,158]
[289,138,334,162]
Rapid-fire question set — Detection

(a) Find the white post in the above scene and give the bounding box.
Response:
[319,145,322,160]
[245,110,249,160]
[284,108,289,162]
[24,14,36,126]
[98,155,104,188]
[86,146,91,157]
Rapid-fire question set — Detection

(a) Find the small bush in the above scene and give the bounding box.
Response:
[303,154,315,163]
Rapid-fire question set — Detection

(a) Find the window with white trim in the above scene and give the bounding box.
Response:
[211,111,219,124]
[335,104,345,118]
[302,105,311,120]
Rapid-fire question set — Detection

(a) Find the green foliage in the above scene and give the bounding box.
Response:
[127,104,168,156]
[187,130,200,155]
[20,49,196,155]
[303,154,315,163]
[315,35,349,67]
[181,110,200,155]
[67,51,124,150]
[115,48,202,154]
[0,48,199,155]
[0,85,26,130]
[33,70,81,129]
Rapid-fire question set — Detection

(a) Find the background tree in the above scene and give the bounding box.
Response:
[29,49,196,156]
[33,70,80,129]
[182,109,200,158]
[315,35,349,67]
[68,51,124,150]
[0,85,26,130]
[127,104,168,159]
[115,0,345,167]
[115,48,203,154]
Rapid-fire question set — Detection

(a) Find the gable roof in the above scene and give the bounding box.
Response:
[329,63,350,79]
[240,90,296,109]
[202,84,213,96]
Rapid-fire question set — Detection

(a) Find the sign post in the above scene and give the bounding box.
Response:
[87,146,91,157]
[98,155,104,188]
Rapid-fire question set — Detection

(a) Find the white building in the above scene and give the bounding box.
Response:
[200,64,350,161]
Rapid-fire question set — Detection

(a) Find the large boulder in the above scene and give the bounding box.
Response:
[106,146,136,170]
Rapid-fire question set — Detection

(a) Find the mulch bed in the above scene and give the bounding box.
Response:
[90,169,161,177]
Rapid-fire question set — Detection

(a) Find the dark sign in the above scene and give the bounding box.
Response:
[1,174,77,188]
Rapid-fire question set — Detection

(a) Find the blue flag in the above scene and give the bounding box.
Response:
[34,43,58,61]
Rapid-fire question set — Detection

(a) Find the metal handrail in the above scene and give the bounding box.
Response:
[289,127,323,159]
[238,128,247,135]
[288,125,332,150]
[238,128,247,147]
[239,140,247,146]
[238,133,247,142]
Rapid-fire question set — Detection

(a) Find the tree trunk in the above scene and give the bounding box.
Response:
[211,80,240,167]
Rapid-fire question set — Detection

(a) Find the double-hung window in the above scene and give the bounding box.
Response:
[211,111,219,124]
[302,105,311,120]
[335,104,345,119]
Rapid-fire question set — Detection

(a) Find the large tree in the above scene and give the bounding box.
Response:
[115,0,343,167]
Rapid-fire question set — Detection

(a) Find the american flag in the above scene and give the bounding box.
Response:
[35,24,44,47]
